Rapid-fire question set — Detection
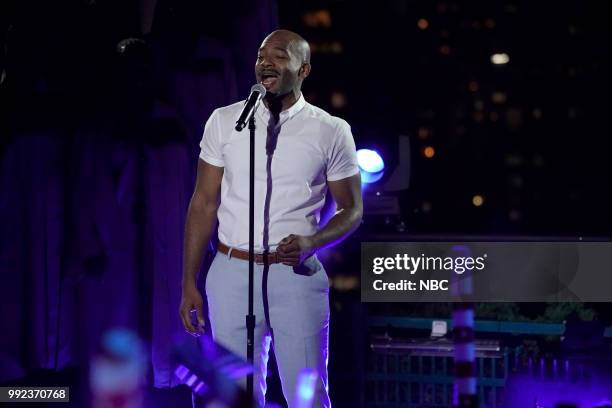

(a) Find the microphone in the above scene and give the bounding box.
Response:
[235,83,266,131]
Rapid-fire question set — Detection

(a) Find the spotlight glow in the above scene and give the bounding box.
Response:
[357,149,385,173]
[491,53,510,65]
[360,170,384,184]
[423,146,435,158]
[294,368,317,408]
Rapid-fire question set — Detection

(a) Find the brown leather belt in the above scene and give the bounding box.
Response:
[217,242,281,264]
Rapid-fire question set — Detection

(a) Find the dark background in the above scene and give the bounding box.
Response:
[279,1,612,235]
[1,1,611,407]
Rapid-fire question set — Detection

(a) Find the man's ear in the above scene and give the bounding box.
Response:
[299,63,311,79]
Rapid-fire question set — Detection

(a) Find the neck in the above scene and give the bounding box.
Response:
[264,89,301,112]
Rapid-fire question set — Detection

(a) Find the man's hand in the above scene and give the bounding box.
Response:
[179,284,205,337]
[277,234,315,266]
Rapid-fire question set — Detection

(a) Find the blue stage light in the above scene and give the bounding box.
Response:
[357,149,385,184]
[357,149,385,173]
[360,170,384,184]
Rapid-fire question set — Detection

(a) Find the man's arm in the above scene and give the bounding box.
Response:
[277,173,362,265]
[179,159,223,335]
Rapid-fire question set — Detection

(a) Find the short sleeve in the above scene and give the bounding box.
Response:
[199,109,224,167]
[326,119,359,181]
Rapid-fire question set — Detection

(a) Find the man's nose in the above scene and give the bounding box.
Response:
[258,56,274,68]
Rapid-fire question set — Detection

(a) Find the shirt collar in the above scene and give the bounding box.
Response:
[257,92,306,122]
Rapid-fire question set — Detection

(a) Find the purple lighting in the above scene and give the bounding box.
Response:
[293,368,318,408]
[174,364,210,397]
[357,149,385,173]
[357,148,385,184]
[174,364,189,380]
[505,363,612,407]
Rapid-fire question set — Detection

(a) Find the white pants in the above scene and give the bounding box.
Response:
[205,251,331,407]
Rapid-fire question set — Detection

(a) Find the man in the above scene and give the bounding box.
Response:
[180,29,362,407]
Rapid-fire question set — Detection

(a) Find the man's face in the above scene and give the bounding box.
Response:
[255,34,305,97]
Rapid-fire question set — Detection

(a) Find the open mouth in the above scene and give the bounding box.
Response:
[260,72,279,88]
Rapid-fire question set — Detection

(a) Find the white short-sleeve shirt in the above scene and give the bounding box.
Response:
[199,94,359,252]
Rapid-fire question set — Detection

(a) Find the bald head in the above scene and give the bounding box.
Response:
[264,29,311,64]
[255,29,312,102]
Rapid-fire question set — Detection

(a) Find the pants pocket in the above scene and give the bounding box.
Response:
[293,254,321,276]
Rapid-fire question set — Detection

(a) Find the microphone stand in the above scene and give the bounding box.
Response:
[246,114,256,399]
[234,85,264,402]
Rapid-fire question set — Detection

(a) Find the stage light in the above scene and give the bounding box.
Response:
[491,53,510,65]
[361,171,384,184]
[174,364,209,396]
[417,18,429,30]
[423,146,435,158]
[472,195,484,207]
[357,149,385,184]
[357,149,385,173]
[171,337,253,405]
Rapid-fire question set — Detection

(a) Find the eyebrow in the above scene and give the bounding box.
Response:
[258,46,290,55]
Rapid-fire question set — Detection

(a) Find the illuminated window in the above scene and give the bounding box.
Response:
[330,92,347,109]
[492,92,507,104]
[302,9,332,28]
[310,41,343,54]
[491,53,510,65]
[418,127,431,139]
[423,146,435,158]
